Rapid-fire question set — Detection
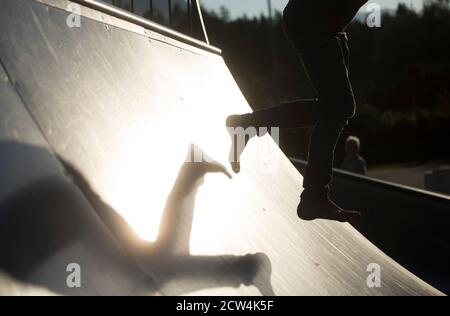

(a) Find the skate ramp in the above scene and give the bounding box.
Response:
[0,0,443,295]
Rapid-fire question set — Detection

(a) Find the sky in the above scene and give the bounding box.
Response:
[201,0,424,19]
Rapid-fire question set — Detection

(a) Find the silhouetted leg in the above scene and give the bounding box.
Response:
[294,34,361,221]
[226,99,321,173]
[299,35,355,199]
[228,98,320,130]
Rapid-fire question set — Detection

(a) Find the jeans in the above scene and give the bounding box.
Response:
[245,21,356,200]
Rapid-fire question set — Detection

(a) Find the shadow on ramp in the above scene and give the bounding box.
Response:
[0,141,274,295]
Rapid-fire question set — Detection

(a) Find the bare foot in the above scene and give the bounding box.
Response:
[226,114,255,173]
[297,198,361,222]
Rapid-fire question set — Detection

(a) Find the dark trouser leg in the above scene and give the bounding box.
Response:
[300,34,356,200]
[243,98,320,129]
[231,33,355,199]
[301,117,348,199]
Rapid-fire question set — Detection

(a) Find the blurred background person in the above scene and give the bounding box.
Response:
[341,136,367,175]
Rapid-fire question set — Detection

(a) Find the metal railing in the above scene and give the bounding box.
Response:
[106,0,209,44]
[72,0,219,53]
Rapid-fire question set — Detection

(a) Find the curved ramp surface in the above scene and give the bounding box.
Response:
[0,0,443,295]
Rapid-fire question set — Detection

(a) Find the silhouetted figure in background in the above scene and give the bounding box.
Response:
[227,0,366,222]
[341,136,367,175]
